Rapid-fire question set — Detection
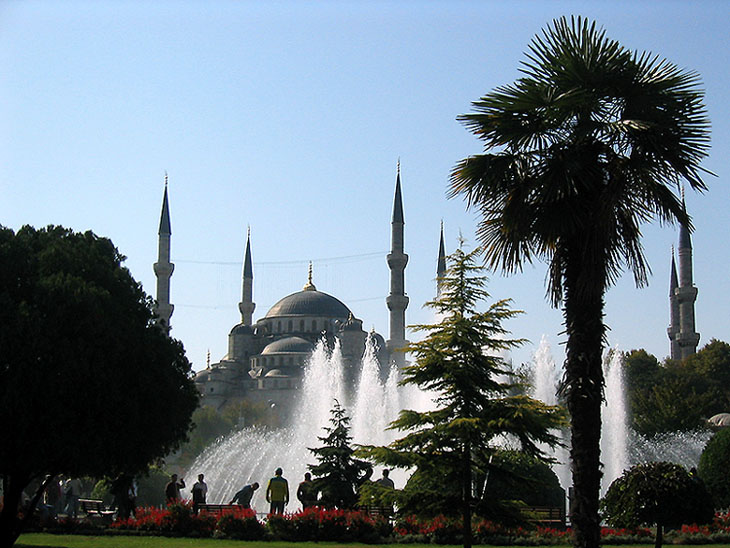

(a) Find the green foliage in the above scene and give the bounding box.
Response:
[699,428,730,508]
[0,225,199,546]
[308,400,372,510]
[485,451,565,509]
[624,342,730,436]
[601,462,713,543]
[359,243,564,546]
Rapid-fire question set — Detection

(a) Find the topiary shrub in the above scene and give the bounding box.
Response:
[699,428,730,508]
[601,462,714,548]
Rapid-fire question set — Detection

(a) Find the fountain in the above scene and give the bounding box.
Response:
[186,335,433,510]
[530,337,711,494]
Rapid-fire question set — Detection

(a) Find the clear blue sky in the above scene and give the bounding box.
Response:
[2,0,728,372]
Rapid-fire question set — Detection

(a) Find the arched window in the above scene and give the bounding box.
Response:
[288,320,293,332]
[300,319,305,331]
[312,320,317,331]
[277,321,282,332]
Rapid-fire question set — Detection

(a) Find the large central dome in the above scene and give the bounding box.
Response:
[265,289,352,318]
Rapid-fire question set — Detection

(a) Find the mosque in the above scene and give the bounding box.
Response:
[152,167,447,417]
[151,166,700,417]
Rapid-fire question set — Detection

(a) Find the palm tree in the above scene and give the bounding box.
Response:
[449,16,710,548]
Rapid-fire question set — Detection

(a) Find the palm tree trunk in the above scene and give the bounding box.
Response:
[563,248,606,548]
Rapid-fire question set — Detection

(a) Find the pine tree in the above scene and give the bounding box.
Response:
[359,242,565,548]
[308,399,372,509]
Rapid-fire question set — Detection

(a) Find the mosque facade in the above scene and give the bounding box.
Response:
[153,167,444,418]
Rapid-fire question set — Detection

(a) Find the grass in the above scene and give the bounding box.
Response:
[16,535,730,548]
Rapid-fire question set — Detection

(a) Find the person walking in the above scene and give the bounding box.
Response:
[229,482,259,509]
[266,468,289,514]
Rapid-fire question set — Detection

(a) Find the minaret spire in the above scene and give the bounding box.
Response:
[238,227,255,325]
[673,198,700,359]
[153,174,174,332]
[386,162,409,366]
[667,247,680,360]
[436,221,447,297]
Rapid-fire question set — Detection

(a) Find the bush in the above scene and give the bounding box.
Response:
[214,508,264,540]
[699,428,730,508]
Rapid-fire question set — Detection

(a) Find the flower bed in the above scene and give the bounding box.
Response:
[34,505,730,544]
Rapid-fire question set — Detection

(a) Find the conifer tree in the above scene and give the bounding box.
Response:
[359,242,565,548]
[308,400,372,509]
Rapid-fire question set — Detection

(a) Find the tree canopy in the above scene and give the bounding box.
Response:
[308,400,372,510]
[359,243,564,548]
[624,341,730,436]
[601,462,713,548]
[449,16,710,548]
[0,225,199,547]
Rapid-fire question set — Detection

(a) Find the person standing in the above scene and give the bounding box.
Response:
[266,468,289,514]
[296,472,317,509]
[229,482,259,509]
[191,474,208,514]
[165,474,185,505]
[63,477,81,517]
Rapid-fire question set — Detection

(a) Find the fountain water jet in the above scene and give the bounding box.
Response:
[530,337,711,494]
[186,335,434,510]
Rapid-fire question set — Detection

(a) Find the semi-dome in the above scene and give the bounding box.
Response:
[260,336,314,355]
[265,290,351,319]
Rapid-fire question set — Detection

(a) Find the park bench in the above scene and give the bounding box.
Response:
[79,498,115,517]
[525,505,566,528]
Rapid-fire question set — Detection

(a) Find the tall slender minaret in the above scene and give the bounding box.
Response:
[386,161,409,366]
[667,248,681,360]
[436,221,447,297]
[153,174,174,332]
[238,227,255,326]
[674,203,700,359]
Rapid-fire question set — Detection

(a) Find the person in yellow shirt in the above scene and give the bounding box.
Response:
[266,467,289,514]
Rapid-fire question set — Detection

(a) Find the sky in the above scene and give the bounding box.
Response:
[1,0,728,374]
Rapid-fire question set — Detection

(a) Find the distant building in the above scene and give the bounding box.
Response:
[153,165,440,418]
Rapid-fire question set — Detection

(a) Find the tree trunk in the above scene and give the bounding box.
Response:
[655,523,664,548]
[462,442,472,548]
[563,250,606,548]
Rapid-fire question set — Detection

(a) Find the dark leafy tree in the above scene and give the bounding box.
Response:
[359,243,565,548]
[0,225,199,548]
[308,400,372,510]
[450,16,710,548]
[698,428,730,508]
[601,462,714,548]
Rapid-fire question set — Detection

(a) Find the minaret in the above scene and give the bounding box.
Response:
[238,227,255,326]
[153,174,174,332]
[667,248,680,360]
[436,221,447,297]
[674,203,700,359]
[386,161,409,366]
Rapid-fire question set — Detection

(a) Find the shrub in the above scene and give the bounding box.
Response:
[266,512,298,541]
[214,508,264,540]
